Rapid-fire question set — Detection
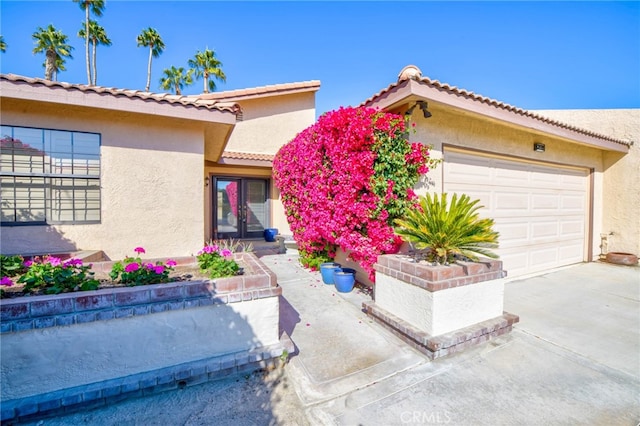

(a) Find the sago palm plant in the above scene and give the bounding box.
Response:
[394,193,499,264]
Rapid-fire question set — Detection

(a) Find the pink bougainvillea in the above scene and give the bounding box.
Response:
[273,106,439,281]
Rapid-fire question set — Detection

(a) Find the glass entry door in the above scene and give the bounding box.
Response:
[213,177,269,240]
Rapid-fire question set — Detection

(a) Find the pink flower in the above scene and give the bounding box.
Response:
[23,260,33,268]
[198,245,219,256]
[63,258,83,268]
[124,263,140,273]
[153,265,164,275]
[0,276,13,287]
[46,256,62,267]
[166,259,177,267]
[272,106,436,282]
[145,263,154,270]
[134,247,146,254]
[220,249,232,258]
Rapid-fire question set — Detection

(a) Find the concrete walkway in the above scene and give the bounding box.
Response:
[22,254,640,425]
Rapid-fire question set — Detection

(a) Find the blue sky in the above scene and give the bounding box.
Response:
[1,1,639,116]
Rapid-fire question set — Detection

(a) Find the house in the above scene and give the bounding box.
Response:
[0,74,318,260]
[1,67,637,279]
[361,65,639,277]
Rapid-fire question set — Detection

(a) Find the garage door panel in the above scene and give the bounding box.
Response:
[494,161,531,186]
[560,219,585,238]
[493,221,529,247]
[497,251,529,277]
[444,154,492,182]
[444,150,588,277]
[531,165,567,189]
[495,192,529,212]
[562,194,586,212]
[559,242,585,263]
[531,220,559,240]
[529,246,560,271]
[560,169,589,190]
[531,193,561,211]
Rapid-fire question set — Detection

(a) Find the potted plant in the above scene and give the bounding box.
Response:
[363,192,518,359]
[320,262,341,284]
[334,267,356,293]
[394,192,499,264]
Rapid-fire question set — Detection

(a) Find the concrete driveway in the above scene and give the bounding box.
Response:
[21,258,640,425]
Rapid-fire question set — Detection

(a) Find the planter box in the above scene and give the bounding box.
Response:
[0,253,293,424]
[363,254,519,360]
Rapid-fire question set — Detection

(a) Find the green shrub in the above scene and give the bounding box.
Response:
[18,256,99,294]
[0,254,26,277]
[298,249,330,271]
[394,193,499,264]
[197,244,240,279]
[109,247,176,286]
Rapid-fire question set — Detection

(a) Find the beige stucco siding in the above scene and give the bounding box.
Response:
[1,104,208,259]
[532,109,639,257]
[224,93,315,155]
[408,105,606,261]
[205,92,316,238]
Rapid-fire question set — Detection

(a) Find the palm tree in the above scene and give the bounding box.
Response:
[137,27,165,92]
[188,48,226,93]
[78,19,111,85]
[0,35,6,53]
[73,0,105,85]
[42,55,67,81]
[32,25,74,81]
[159,66,193,95]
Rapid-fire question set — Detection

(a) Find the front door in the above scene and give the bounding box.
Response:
[213,177,269,240]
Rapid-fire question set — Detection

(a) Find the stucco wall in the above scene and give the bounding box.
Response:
[375,272,504,336]
[224,93,316,155]
[1,297,279,400]
[533,109,640,256]
[206,92,316,238]
[409,106,608,261]
[1,105,207,260]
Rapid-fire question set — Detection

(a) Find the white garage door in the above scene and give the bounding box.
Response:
[443,150,589,278]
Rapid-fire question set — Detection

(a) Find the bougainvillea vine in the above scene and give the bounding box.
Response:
[273,106,439,282]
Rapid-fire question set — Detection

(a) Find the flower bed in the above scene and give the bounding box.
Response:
[1,244,244,299]
[0,251,291,424]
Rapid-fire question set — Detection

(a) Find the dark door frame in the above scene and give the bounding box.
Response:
[211,176,270,240]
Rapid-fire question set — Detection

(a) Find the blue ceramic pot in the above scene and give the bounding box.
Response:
[320,262,341,284]
[264,228,279,242]
[334,270,355,293]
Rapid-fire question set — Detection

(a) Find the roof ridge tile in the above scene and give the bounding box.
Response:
[0,73,240,114]
[360,73,630,147]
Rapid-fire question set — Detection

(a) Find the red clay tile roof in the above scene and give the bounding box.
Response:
[0,74,241,113]
[220,151,275,162]
[361,71,631,148]
[194,81,321,102]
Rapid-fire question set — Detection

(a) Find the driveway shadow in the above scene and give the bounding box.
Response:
[279,295,301,356]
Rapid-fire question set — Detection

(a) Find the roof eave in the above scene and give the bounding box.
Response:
[364,79,629,153]
[194,81,321,102]
[0,77,238,126]
[217,158,273,167]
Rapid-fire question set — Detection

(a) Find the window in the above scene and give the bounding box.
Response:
[0,125,101,224]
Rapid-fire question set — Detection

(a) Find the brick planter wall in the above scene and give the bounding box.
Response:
[363,254,519,360]
[0,253,293,424]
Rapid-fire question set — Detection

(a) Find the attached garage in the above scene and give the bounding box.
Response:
[362,65,633,278]
[443,148,590,278]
